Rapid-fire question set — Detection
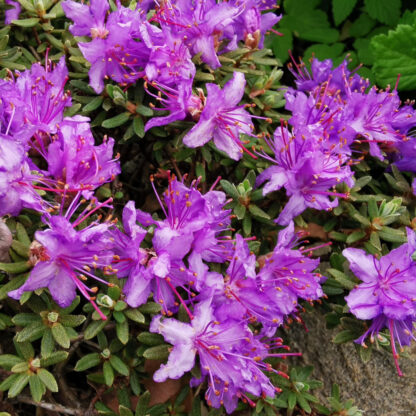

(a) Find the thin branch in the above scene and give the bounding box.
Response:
[12,396,84,416]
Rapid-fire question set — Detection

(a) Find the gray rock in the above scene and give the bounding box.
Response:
[287,310,416,416]
[0,220,12,263]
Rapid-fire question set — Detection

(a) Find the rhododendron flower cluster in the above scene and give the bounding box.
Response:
[343,228,416,376]
[62,0,280,160]
[0,48,330,412]
[257,56,416,223]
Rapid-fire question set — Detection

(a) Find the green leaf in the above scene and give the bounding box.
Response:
[113,310,126,324]
[83,96,104,112]
[269,27,293,63]
[142,345,170,360]
[95,401,117,415]
[0,374,20,391]
[138,302,161,314]
[29,375,45,402]
[41,329,55,357]
[116,319,129,345]
[16,341,34,361]
[333,329,360,344]
[133,116,145,138]
[8,373,29,397]
[369,231,382,251]
[175,385,190,407]
[75,353,101,372]
[84,319,107,340]
[346,230,366,244]
[358,344,373,363]
[248,204,270,220]
[349,13,376,38]
[378,226,407,243]
[399,10,416,25]
[0,313,12,329]
[327,269,356,290]
[109,355,129,376]
[16,222,30,246]
[0,35,8,51]
[234,204,246,220]
[103,361,114,386]
[137,332,165,346]
[119,405,134,416]
[304,43,345,61]
[281,10,339,43]
[40,351,68,367]
[371,24,416,91]
[135,104,153,117]
[0,355,23,370]
[354,38,374,66]
[297,394,312,413]
[16,321,45,342]
[351,176,372,192]
[220,180,239,198]
[37,369,58,392]
[284,0,321,14]
[191,396,201,416]
[11,18,40,27]
[12,313,41,326]
[124,308,145,324]
[288,391,297,410]
[242,214,252,236]
[332,0,358,26]
[0,261,30,274]
[51,323,70,349]
[59,314,86,327]
[102,112,130,128]
[11,361,29,373]
[135,391,151,416]
[0,274,28,300]
[364,0,401,26]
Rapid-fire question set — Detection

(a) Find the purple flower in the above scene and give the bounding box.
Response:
[15,56,71,136]
[9,209,115,319]
[288,57,367,98]
[62,0,109,38]
[214,234,282,327]
[257,221,324,329]
[144,79,203,131]
[231,0,281,48]
[4,0,21,24]
[150,299,279,413]
[150,176,231,263]
[44,116,120,198]
[256,125,354,225]
[0,57,71,143]
[343,228,416,375]
[145,30,195,86]
[108,200,193,313]
[0,79,28,139]
[156,0,240,69]
[286,57,416,162]
[341,88,406,160]
[0,135,43,216]
[284,89,355,155]
[64,1,152,93]
[110,200,148,279]
[183,72,255,160]
[123,176,230,312]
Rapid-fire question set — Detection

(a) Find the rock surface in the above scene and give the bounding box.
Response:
[287,310,416,416]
